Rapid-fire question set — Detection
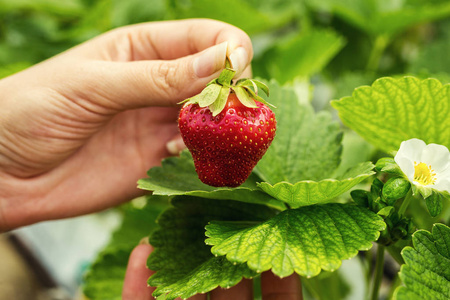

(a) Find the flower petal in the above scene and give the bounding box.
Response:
[421,143,450,173]
[397,138,426,162]
[394,156,415,182]
[433,178,450,194]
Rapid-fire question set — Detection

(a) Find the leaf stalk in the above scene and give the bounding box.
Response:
[370,244,385,300]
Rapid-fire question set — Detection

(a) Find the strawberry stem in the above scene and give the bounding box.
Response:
[217,68,236,87]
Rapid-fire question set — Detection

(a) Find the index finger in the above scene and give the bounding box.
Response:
[76,19,254,63]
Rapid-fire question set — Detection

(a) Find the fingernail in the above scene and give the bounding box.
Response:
[228,47,248,78]
[139,237,150,245]
[166,136,186,155]
[193,42,228,78]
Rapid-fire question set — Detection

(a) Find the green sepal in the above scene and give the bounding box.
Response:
[377,206,394,218]
[179,69,274,116]
[375,157,404,177]
[416,185,433,199]
[209,86,231,116]
[235,78,270,97]
[198,84,222,107]
[242,85,276,108]
[375,157,395,172]
[234,86,257,108]
[251,79,270,96]
[426,192,444,217]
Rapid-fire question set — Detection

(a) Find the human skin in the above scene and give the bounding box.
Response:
[0,19,253,231]
[0,18,302,299]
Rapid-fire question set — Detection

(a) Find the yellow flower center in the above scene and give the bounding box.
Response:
[414,162,436,186]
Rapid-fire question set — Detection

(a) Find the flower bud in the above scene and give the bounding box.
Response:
[382,177,411,205]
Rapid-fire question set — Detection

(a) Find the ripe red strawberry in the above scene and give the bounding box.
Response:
[178,69,276,187]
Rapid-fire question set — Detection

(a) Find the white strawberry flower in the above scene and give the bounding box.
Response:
[394,138,450,198]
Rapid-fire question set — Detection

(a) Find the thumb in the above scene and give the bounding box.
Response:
[94,41,250,110]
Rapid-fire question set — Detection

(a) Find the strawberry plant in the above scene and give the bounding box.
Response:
[6,1,449,299]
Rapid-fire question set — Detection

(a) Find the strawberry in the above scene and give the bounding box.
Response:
[178,68,276,187]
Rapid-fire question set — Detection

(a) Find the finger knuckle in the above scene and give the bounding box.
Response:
[150,62,181,97]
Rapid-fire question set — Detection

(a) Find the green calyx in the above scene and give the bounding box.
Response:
[181,68,275,117]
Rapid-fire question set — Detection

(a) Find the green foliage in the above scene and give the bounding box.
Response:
[206,203,385,278]
[166,0,299,35]
[306,0,450,36]
[409,34,450,76]
[255,80,343,184]
[4,1,450,299]
[138,150,285,210]
[258,29,345,84]
[83,248,131,300]
[258,162,375,208]
[0,0,85,16]
[395,223,450,299]
[147,196,275,300]
[332,77,450,153]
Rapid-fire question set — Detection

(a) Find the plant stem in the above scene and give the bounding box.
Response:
[370,245,385,300]
[398,189,413,216]
[366,35,390,73]
[365,249,374,288]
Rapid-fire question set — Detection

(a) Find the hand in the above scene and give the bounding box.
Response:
[123,243,303,300]
[0,19,253,231]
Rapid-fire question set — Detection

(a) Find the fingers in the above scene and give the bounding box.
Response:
[261,271,303,300]
[209,278,253,300]
[86,42,243,108]
[60,19,253,109]
[122,242,155,300]
[166,135,186,155]
[81,19,253,64]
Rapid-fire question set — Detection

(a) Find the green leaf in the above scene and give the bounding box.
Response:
[409,33,450,76]
[262,29,345,84]
[258,162,375,208]
[206,203,385,278]
[307,0,450,36]
[0,0,85,16]
[255,80,343,184]
[394,223,450,300]
[83,248,131,300]
[332,77,450,153]
[83,196,168,300]
[148,196,276,300]
[166,0,298,35]
[138,151,285,210]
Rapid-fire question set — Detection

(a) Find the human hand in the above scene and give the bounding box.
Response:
[0,19,253,231]
[122,243,303,300]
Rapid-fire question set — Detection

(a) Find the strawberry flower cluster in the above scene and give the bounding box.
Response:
[394,138,450,198]
[374,138,450,218]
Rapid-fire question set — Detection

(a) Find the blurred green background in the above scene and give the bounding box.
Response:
[3,1,447,299]
[1,0,449,99]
